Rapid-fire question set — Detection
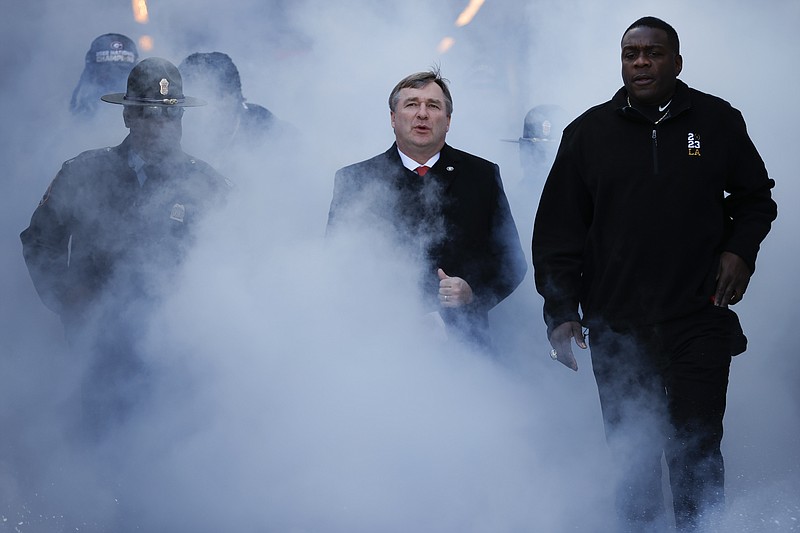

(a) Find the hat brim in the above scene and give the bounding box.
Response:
[100,93,206,107]
[501,137,556,144]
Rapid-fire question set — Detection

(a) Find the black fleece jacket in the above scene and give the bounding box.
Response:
[532,80,777,335]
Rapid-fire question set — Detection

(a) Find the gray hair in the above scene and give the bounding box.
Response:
[388,68,453,116]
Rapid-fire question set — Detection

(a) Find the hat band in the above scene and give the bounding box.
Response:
[519,137,556,143]
[123,95,185,105]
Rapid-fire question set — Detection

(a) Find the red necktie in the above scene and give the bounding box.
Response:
[415,165,429,176]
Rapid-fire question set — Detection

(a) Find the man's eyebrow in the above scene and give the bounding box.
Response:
[622,43,669,50]
[401,95,443,104]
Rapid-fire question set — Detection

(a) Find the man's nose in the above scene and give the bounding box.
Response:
[416,104,429,117]
[634,52,651,67]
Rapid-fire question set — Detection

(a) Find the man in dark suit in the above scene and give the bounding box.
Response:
[327,69,526,348]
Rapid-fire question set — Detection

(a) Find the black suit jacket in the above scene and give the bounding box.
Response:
[328,143,527,344]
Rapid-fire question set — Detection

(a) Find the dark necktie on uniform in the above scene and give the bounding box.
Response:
[415,165,430,176]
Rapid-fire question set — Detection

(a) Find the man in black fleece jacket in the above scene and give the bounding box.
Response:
[532,16,777,532]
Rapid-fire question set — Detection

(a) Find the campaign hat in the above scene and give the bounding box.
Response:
[101,57,205,107]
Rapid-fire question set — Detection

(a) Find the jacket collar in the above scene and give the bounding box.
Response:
[117,134,189,169]
[385,142,459,189]
[614,79,692,123]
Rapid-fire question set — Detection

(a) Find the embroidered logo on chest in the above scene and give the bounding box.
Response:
[687,132,701,156]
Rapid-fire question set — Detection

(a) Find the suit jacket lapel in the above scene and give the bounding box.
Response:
[384,142,459,190]
[430,143,459,191]
[382,143,417,185]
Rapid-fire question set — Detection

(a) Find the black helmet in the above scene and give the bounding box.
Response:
[101,57,205,107]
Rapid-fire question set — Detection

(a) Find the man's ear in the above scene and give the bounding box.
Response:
[674,54,683,77]
[390,110,396,129]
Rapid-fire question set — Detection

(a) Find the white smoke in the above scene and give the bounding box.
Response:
[1,1,798,531]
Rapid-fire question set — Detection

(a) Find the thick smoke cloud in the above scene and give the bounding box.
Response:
[1,1,798,531]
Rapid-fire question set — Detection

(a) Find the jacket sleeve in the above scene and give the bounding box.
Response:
[20,168,74,315]
[325,167,351,236]
[532,129,592,337]
[474,163,527,309]
[720,109,777,273]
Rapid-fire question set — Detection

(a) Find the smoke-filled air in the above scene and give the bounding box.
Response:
[1,1,797,531]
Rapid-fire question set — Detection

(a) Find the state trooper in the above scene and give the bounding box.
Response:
[506,104,569,189]
[21,57,231,434]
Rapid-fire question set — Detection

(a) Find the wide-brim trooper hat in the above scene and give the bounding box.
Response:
[101,57,205,107]
[502,104,568,144]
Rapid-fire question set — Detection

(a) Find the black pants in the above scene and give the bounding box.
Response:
[589,305,744,532]
[64,299,153,442]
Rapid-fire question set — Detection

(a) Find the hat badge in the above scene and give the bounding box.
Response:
[542,120,552,137]
[159,78,169,96]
